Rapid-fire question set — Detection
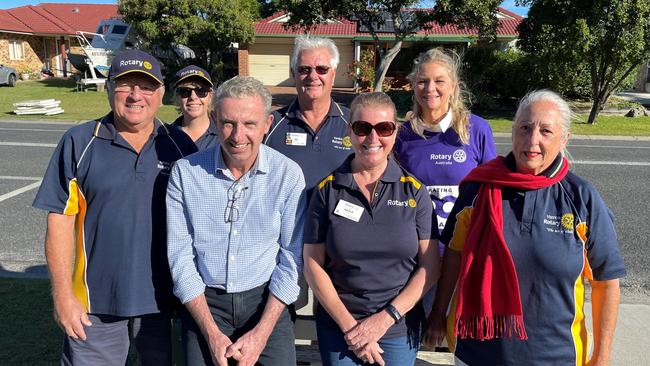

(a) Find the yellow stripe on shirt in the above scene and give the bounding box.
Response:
[318,175,334,189]
[400,176,422,190]
[71,186,90,313]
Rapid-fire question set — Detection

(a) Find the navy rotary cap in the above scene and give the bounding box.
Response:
[108,49,163,84]
[173,65,213,88]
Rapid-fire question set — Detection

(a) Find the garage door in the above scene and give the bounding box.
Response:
[248,39,354,88]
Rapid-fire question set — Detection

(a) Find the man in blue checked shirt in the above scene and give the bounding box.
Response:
[166,76,307,366]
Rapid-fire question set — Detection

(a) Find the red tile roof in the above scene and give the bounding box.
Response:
[0,3,119,35]
[256,8,522,38]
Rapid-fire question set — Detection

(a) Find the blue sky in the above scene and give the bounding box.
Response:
[1,1,529,16]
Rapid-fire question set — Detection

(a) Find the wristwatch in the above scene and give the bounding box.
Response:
[384,304,403,324]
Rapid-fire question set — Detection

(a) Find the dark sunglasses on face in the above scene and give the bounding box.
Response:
[176,87,211,98]
[351,121,396,137]
[297,65,331,75]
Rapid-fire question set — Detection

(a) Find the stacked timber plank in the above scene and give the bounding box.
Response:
[13,99,64,115]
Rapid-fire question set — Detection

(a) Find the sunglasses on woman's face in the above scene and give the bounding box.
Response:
[297,65,331,75]
[350,121,396,137]
[176,87,211,98]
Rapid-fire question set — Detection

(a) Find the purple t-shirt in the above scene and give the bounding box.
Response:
[394,114,496,234]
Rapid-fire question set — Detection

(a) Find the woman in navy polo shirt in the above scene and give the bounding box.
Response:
[427,90,625,366]
[171,65,219,150]
[304,92,441,365]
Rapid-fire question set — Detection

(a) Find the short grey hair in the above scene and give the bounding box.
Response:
[514,89,573,135]
[213,76,272,116]
[291,35,340,73]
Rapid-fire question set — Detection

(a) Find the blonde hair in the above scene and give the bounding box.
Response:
[407,48,471,144]
[350,92,397,123]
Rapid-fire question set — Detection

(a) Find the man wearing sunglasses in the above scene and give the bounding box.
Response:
[172,65,218,150]
[265,35,352,201]
[33,49,197,365]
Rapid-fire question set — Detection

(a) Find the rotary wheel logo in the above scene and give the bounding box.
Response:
[408,198,417,208]
[452,149,467,163]
[197,71,204,77]
[342,136,352,148]
[561,213,574,230]
[143,61,153,70]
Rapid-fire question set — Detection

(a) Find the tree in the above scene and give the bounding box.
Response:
[518,0,650,124]
[119,0,259,82]
[276,0,501,92]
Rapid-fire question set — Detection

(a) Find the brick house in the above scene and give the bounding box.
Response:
[0,3,119,77]
[239,7,523,88]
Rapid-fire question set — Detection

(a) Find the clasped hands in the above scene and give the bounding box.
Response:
[344,311,395,365]
[208,327,268,366]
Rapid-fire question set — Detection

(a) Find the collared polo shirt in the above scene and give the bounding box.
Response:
[33,113,197,317]
[443,154,626,366]
[305,156,438,338]
[265,98,352,198]
[166,144,306,306]
[394,114,496,234]
[172,115,219,150]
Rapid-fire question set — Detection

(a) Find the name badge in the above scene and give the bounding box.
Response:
[334,199,364,222]
[285,132,307,146]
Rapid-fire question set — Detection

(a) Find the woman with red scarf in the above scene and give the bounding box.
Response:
[425,90,626,366]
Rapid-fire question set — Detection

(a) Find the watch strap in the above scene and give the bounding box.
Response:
[384,304,402,324]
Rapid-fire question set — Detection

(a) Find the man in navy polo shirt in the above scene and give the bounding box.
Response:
[264,35,352,199]
[33,50,197,365]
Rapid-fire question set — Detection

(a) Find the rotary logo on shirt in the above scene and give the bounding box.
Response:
[332,136,352,150]
[543,213,575,234]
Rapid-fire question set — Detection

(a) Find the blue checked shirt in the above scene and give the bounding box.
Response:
[166,144,306,305]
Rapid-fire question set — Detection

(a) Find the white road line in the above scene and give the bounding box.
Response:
[0,180,41,203]
[0,127,68,132]
[495,142,650,149]
[573,160,650,166]
[0,176,41,181]
[0,141,57,147]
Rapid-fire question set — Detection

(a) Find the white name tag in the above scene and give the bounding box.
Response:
[334,199,364,222]
[285,132,307,146]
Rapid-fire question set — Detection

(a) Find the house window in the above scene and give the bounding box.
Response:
[9,40,24,60]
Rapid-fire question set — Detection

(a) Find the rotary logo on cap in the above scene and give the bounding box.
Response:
[173,65,213,87]
[143,61,152,70]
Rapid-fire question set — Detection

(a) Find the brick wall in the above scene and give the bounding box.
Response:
[0,34,44,75]
[238,44,249,76]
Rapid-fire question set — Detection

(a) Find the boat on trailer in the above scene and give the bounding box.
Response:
[67,18,133,79]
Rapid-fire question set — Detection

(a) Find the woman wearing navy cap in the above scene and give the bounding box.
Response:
[427,90,625,366]
[304,92,441,365]
[172,65,218,150]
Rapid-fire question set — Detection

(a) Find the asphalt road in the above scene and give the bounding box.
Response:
[1,120,648,303]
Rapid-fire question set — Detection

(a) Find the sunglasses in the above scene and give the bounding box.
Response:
[350,121,396,137]
[176,87,211,98]
[297,65,331,75]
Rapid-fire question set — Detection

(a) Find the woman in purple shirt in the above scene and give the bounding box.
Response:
[394,48,497,318]
[395,48,497,237]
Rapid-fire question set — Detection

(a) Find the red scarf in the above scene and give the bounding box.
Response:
[454,155,569,340]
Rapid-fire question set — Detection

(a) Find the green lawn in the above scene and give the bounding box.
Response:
[481,111,650,136]
[0,278,61,365]
[0,79,179,122]
[2,79,650,136]
[0,277,182,365]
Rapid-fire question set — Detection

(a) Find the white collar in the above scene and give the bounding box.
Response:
[424,110,452,133]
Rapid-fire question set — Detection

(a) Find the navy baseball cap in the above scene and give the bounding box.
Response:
[108,49,163,84]
[173,65,213,88]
